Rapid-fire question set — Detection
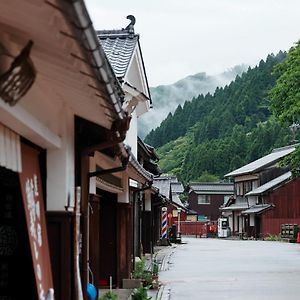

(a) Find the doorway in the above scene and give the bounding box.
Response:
[98,189,117,288]
[0,166,37,298]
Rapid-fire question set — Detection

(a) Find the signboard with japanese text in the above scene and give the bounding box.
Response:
[19,143,54,300]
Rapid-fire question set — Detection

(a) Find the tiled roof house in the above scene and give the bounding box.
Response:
[188,182,234,221]
[223,144,297,237]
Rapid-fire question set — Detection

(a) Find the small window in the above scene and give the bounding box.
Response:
[198,195,210,204]
[236,182,243,196]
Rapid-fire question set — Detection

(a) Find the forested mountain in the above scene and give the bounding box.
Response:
[138,65,247,139]
[145,52,294,183]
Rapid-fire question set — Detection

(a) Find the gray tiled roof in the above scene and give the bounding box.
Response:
[225,144,296,177]
[171,182,184,193]
[97,30,138,79]
[242,204,273,215]
[220,203,249,211]
[246,171,291,196]
[189,183,234,194]
[153,177,172,199]
[171,194,186,209]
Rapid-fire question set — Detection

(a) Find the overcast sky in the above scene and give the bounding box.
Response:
[85,0,300,87]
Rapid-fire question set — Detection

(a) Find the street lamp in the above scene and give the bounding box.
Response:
[177,207,182,237]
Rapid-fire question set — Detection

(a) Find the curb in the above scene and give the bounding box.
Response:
[155,284,170,300]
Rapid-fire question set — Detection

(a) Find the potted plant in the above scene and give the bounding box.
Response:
[131,285,152,300]
[123,257,144,289]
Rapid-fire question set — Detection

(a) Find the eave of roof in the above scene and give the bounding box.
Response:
[225,145,297,177]
[245,171,291,196]
[71,1,125,119]
[242,204,274,215]
[220,203,249,211]
[189,182,234,193]
[127,149,153,183]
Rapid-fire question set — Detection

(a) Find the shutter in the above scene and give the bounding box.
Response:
[0,122,22,172]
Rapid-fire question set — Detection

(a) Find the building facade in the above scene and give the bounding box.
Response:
[188,183,234,221]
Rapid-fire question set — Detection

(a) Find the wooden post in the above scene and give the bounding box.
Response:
[74,187,83,300]
[81,154,90,300]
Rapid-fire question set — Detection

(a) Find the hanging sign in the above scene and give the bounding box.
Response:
[19,143,54,300]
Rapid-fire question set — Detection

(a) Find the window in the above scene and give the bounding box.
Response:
[198,195,210,204]
[236,182,243,196]
[244,181,252,194]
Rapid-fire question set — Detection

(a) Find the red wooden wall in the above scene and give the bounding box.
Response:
[262,179,300,236]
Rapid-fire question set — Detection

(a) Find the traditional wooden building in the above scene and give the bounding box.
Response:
[187,183,234,221]
[0,1,130,299]
[223,144,296,237]
[244,171,300,238]
[137,137,161,254]
[86,16,157,289]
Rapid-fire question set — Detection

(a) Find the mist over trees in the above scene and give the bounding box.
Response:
[138,65,247,139]
[145,51,294,183]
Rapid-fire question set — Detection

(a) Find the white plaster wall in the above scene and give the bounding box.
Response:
[248,196,257,206]
[126,54,147,96]
[124,110,138,158]
[144,190,152,211]
[118,175,129,203]
[89,157,96,195]
[250,214,255,226]
[239,215,243,233]
[228,215,233,232]
[47,106,75,211]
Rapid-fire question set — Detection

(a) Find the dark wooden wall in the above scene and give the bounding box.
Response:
[142,211,152,254]
[47,211,74,300]
[188,192,224,221]
[89,195,100,287]
[117,202,133,287]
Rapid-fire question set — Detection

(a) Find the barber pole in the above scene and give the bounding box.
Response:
[161,207,168,239]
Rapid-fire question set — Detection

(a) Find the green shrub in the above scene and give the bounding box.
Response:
[152,261,159,276]
[132,258,146,279]
[99,291,117,300]
[265,234,282,241]
[131,285,152,300]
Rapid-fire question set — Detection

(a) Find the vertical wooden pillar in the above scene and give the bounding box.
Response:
[81,155,90,300]
[117,203,132,286]
[141,211,152,254]
[89,194,101,288]
[47,212,74,300]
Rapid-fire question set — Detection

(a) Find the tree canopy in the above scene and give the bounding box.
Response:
[270,40,300,124]
[270,40,300,177]
[146,52,293,182]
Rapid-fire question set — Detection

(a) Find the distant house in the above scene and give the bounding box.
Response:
[223,144,296,237]
[153,176,187,229]
[187,183,234,221]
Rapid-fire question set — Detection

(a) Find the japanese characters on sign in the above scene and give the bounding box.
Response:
[19,143,54,300]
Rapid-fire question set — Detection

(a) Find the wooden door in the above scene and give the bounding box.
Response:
[98,190,117,287]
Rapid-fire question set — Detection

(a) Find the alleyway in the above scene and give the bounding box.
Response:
[159,237,300,300]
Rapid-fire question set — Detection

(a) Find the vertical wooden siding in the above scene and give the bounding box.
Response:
[262,179,300,236]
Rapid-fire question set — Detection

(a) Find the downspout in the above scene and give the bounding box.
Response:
[88,156,129,178]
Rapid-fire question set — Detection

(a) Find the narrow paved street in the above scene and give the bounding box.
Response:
[159,237,300,300]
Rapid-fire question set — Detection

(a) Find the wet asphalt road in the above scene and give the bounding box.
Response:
[159,237,300,300]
